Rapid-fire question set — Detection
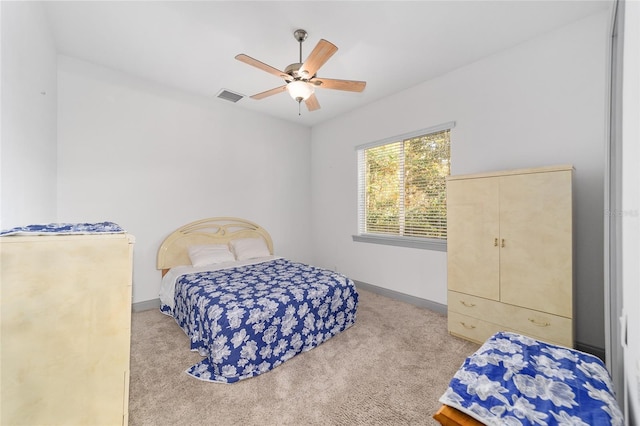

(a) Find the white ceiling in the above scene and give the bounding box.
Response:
[43,1,611,127]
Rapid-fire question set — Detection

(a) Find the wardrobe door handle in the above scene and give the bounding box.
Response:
[528,318,550,327]
[494,238,498,247]
[501,238,505,248]
[460,322,476,330]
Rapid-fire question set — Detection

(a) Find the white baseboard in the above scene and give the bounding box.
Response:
[354,280,447,315]
[132,298,161,312]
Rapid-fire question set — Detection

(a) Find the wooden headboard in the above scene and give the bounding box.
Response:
[156,217,273,273]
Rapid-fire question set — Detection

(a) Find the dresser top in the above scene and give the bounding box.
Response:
[447,164,574,181]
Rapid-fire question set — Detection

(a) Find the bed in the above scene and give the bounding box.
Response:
[157,217,358,383]
[434,331,623,426]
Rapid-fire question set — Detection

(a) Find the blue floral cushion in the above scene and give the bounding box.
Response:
[1,222,124,236]
[440,331,623,425]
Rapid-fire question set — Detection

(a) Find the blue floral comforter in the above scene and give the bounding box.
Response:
[0,222,124,236]
[163,258,358,383]
[440,331,623,425]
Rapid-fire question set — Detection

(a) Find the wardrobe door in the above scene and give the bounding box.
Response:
[447,177,500,301]
[499,170,573,318]
[1,234,133,426]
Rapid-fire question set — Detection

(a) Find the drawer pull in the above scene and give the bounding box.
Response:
[460,322,476,330]
[528,318,550,327]
[460,300,476,308]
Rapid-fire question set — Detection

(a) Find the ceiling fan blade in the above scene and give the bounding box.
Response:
[300,39,337,77]
[310,78,366,92]
[250,85,287,100]
[305,93,321,111]
[235,54,292,81]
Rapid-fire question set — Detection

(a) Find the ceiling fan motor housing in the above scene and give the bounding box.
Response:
[284,63,311,80]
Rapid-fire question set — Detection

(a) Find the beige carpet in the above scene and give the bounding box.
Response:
[128,288,480,426]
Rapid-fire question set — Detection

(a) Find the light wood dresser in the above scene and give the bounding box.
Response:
[446,165,574,347]
[1,231,134,425]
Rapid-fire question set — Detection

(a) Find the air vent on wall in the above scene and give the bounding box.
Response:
[216,89,244,103]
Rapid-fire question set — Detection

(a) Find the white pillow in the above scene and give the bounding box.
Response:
[230,238,271,261]
[188,244,235,267]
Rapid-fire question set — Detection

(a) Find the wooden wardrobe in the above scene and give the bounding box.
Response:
[1,232,134,425]
[446,165,574,347]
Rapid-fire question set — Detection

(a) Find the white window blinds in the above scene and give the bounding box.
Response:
[357,124,452,242]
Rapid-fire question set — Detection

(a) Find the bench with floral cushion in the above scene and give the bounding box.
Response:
[435,331,623,426]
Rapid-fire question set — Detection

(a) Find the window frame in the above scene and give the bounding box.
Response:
[352,121,455,251]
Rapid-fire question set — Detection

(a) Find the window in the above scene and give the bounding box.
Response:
[354,122,454,251]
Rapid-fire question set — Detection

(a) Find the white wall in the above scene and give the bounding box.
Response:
[57,56,312,303]
[0,2,57,229]
[311,12,609,350]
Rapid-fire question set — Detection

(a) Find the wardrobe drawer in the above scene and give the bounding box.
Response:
[448,311,510,344]
[448,290,498,316]
[448,291,573,347]
[507,309,573,347]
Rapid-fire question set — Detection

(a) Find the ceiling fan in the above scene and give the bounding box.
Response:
[235,29,366,113]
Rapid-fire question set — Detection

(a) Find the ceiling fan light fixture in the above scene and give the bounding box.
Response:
[286,80,314,102]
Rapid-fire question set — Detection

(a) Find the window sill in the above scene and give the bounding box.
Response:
[352,234,447,252]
